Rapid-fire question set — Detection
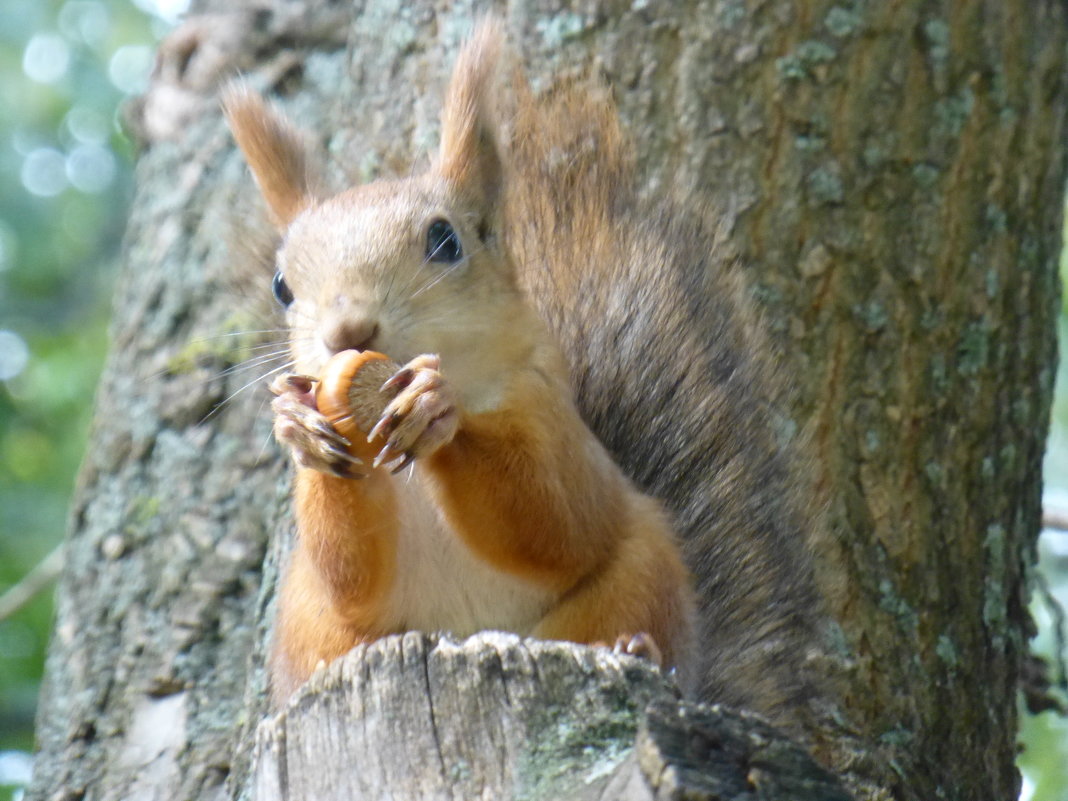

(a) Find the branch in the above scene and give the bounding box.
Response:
[0,543,63,622]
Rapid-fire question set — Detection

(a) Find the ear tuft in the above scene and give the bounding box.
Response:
[437,18,506,209]
[222,82,313,229]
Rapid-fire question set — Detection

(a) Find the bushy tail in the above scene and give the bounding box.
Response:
[502,69,829,739]
[504,77,634,316]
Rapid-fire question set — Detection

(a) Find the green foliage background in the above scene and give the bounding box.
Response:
[0,3,1064,800]
[0,0,163,795]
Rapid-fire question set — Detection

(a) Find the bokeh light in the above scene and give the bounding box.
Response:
[0,332,29,382]
[20,148,67,197]
[57,1,109,48]
[65,143,115,193]
[107,43,152,94]
[21,33,70,84]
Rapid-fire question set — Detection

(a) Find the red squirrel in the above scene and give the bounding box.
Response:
[224,20,824,735]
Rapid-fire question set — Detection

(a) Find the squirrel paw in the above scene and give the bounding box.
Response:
[610,632,664,669]
[269,373,369,478]
[368,354,460,473]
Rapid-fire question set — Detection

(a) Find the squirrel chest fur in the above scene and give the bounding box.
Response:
[225,21,823,735]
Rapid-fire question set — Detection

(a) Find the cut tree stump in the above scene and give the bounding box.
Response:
[248,632,850,801]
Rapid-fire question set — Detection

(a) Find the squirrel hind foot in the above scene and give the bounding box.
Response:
[599,631,664,670]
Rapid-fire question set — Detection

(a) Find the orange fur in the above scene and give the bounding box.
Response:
[228,21,696,704]
[222,83,313,227]
[426,368,626,588]
[271,544,377,703]
[533,498,693,675]
[429,370,694,674]
[270,468,398,704]
[437,19,503,209]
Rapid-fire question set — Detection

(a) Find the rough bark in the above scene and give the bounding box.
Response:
[27,2,1068,801]
[250,633,849,801]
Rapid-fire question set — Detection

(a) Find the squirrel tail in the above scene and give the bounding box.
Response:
[501,62,829,737]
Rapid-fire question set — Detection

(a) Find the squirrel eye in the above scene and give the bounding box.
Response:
[272,271,294,307]
[426,219,462,263]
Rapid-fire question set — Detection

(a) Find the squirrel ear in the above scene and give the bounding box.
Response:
[222,83,313,229]
[437,19,505,212]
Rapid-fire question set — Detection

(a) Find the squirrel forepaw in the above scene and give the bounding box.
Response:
[369,354,459,472]
[269,373,369,479]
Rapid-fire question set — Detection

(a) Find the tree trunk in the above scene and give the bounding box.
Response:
[27,2,1067,801]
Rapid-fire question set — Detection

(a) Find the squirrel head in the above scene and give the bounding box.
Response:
[223,20,522,380]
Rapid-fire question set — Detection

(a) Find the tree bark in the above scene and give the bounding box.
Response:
[27,2,1067,801]
[249,633,849,801]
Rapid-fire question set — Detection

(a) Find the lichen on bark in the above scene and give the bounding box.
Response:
[27,2,1068,800]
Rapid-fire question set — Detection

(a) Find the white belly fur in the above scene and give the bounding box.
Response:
[382,468,556,636]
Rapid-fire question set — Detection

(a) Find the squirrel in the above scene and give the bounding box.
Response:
[223,20,825,736]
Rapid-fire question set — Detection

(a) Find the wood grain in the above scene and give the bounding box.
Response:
[250,633,849,801]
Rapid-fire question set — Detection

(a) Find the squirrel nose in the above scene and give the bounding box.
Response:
[321,316,379,354]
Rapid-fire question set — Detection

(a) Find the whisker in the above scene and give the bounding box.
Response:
[230,342,295,358]
[254,396,278,464]
[215,350,293,379]
[237,332,318,357]
[407,267,463,301]
[256,426,277,465]
[388,234,484,303]
[184,328,293,343]
[408,237,488,300]
[410,260,467,299]
[389,262,431,303]
[382,248,403,309]
[200,359,295,425]
[240,339,299,354]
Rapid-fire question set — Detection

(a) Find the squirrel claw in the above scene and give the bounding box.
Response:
[367,412,397,444]
[291,437,369,479]
[300,454,367,480]
[371,442,417,474]
[373,441,401,470]
[381,354,441,393]
[381,368,413,393]
[269,373,315,397]
[367,355,459,468]
[389,453,416,475]
[272,371,367,476]
[313,419,351,448]
[328,446,366,468]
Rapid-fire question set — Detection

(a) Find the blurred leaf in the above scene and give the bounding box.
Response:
[0,0,170,767]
